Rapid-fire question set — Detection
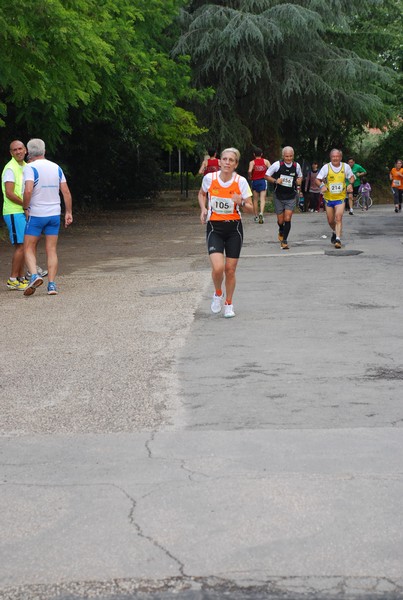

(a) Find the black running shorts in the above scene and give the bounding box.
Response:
[206,220,244,259]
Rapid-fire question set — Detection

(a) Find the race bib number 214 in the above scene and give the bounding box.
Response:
[329,182,343,194]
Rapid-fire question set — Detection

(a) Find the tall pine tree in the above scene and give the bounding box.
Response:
[175,0,397,157]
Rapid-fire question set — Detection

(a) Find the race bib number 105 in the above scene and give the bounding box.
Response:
[211,196,235,214]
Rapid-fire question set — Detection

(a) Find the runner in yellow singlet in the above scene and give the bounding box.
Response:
[316,149,355,249]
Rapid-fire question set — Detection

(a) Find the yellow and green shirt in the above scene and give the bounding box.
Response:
[1,157,26,215]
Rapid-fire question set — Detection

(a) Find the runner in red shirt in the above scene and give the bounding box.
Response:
[198,149,220,175]
[248,148,271,223]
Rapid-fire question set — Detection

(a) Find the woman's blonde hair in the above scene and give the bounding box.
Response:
[221,147,240,163]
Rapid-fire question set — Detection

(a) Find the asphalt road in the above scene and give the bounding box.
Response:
[0,203,402,600]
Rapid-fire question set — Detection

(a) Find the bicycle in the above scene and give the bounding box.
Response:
[355,192,373,210]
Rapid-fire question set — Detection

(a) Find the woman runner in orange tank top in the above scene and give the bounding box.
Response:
[198,148,253,318]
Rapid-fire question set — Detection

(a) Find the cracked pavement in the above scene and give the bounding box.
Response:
[0,204,402,599]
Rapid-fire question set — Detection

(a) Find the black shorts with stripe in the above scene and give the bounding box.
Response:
[206,219,243,259]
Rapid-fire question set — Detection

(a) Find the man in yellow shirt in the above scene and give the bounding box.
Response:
[2,140,30,290]
[2,140,48,290]
[316,149,355,249]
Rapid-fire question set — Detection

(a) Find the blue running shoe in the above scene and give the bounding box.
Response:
[47,282,58,295]
[23,274,43,296]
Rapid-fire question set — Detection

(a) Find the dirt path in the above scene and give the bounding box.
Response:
[0,203,210,434]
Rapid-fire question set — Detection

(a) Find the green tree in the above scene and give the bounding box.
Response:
[342,0,402,75]
[366,123,403,181]
[175,0,398,158]
[0,0,208,203]
[0,0,203,150]
[333,0,402,169]
[335,0,402,119]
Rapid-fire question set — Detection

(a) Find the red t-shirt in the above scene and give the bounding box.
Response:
[251,157,266,180]
[204,158,220,174]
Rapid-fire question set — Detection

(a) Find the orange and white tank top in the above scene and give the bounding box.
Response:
[208,172,242,222]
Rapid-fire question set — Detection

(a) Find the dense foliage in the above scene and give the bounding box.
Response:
[0,0,204,146]
[366,123,403,175]
[176,0,399,162]
[0,0,205,203]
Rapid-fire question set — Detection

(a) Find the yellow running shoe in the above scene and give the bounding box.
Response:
[7,278,28,290]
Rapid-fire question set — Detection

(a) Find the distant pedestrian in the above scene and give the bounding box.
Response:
[389,159,403,213]
[300,158,312,212]
[304,161,321,212]
[358,177,371,211]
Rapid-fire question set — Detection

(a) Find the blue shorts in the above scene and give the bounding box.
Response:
[325,199,344,208]
[251,179,267,193]
[25,215,61,236]
[3,213,26,245]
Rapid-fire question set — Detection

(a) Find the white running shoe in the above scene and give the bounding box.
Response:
[26,266,48,278]
[211,293,223,314]
[224,304,235,318]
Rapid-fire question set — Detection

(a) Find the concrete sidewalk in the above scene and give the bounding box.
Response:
[0,205,402,600]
